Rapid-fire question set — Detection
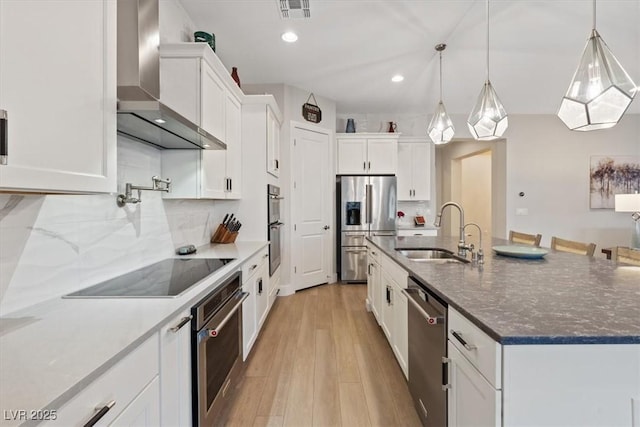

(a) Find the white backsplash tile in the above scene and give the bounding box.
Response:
[0,137,227,315]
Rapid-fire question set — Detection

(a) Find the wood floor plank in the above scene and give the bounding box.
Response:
[219,376,266,427]
[332,306,361,383]
[313,329,341,426]
[256,293,304,417]
[253,416,284,427]
[339,382,372,427]
[282,291,317,426]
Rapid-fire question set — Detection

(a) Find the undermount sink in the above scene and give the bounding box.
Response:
[396,248,470,264]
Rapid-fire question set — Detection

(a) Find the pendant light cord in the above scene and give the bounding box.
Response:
[486,0,490,81]
[592,0,596,29]
[439,50,443,102]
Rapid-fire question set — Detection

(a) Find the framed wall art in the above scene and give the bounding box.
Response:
[590,155,640,209]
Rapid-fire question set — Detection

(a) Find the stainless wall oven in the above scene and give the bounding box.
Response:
[268,184,283,276]
[192,271,247,426]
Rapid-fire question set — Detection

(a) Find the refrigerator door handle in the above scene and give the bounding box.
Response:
[366,184,373,224]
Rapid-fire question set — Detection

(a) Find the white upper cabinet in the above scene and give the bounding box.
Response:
[397,138,432,201]
[0,0,117,193]
[266,105,281,177]
[160,44,243,199]
[336,133,398,175]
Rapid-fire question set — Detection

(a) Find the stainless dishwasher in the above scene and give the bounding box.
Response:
[403,276,448,427]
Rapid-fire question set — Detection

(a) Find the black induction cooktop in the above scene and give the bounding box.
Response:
[64,258,234,298]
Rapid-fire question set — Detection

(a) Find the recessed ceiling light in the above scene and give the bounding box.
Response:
[281,32,298,43]
[391,75,404,83]
[154,118,166,124]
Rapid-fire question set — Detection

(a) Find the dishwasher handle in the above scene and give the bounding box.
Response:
[402,288,444,325]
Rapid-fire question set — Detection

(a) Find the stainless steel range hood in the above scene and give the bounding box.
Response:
[117,0,225,150]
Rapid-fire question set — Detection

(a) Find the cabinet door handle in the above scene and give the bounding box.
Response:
[84,400,116,427]
[451,330,477,351]
[263,253,269,259]
[442,357,451,391]
[275,159,279,169]
[368,161,371,170]
[169,315,193,333]
[229,178,232,192]
[258,278,263,295]
[386,286,391,304]
[249,264,258,272]
[367,263,372,276]
[363,161,366,171]
[0,110,7,165]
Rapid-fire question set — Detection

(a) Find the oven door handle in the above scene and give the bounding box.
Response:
[203,292,249,339]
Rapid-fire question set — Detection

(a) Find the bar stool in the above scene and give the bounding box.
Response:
[613,247,640,266]
[509,230,542,247]
[550,236,596,257]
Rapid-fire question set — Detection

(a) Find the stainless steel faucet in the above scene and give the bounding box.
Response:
[463,222,484,264]
[434,202,472,257]
[117,176,171,207]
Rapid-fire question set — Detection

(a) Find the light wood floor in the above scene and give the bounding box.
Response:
[218,283,422,427]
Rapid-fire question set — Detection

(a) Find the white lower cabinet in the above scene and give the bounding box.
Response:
[397,228,438,237]
[242,247,270,360]
[109,377,160,427]
[366,249,381,322]
[159,310,193,427]
[44,335,160,426]
[448,343,500,427]
[376,250,409,378]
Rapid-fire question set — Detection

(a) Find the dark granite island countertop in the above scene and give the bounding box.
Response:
[367,235,640,345]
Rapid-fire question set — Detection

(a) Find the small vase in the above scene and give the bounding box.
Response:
[231,67,241,88]
[345,118,356,133]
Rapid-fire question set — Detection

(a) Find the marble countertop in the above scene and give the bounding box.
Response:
[0,241,267,426]
[368,235,640,345]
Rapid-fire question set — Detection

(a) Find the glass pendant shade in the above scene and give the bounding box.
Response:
[467,80,508,140]
[428,43,455,145]
[558,29,637,131]
[428,101,455,145]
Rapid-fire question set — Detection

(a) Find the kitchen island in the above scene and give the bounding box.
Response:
[367,235,640,426]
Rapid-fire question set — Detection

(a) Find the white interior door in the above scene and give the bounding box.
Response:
[292,125,331,291]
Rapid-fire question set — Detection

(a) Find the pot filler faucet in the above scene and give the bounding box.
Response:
[434,202,474,257]
[117,176,171,207]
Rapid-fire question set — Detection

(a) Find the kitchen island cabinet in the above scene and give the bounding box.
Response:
[0,0,116,194]
[367,235,640,426]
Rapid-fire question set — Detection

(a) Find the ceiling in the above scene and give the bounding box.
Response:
[179,0,640,115]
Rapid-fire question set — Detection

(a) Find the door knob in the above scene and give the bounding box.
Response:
[323,225,330,230]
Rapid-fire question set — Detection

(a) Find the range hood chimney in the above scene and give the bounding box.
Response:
[116,0,225,150]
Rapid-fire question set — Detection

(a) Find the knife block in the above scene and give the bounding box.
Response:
[211,227,238,244]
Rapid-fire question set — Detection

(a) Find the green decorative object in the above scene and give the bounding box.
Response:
[194,31,215,52]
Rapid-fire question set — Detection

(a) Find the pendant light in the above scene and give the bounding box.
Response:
[557,0,637,131]
[467,0,508,141]
[428,44,455,145]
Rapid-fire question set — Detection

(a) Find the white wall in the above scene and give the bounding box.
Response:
[505,114,640,250]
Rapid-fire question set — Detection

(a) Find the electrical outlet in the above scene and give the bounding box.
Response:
[516,208,529,216]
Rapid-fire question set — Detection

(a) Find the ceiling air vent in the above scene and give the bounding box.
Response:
[279,0,310,19]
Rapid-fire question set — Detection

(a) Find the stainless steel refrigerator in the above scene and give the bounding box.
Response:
[338,175,397,282]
